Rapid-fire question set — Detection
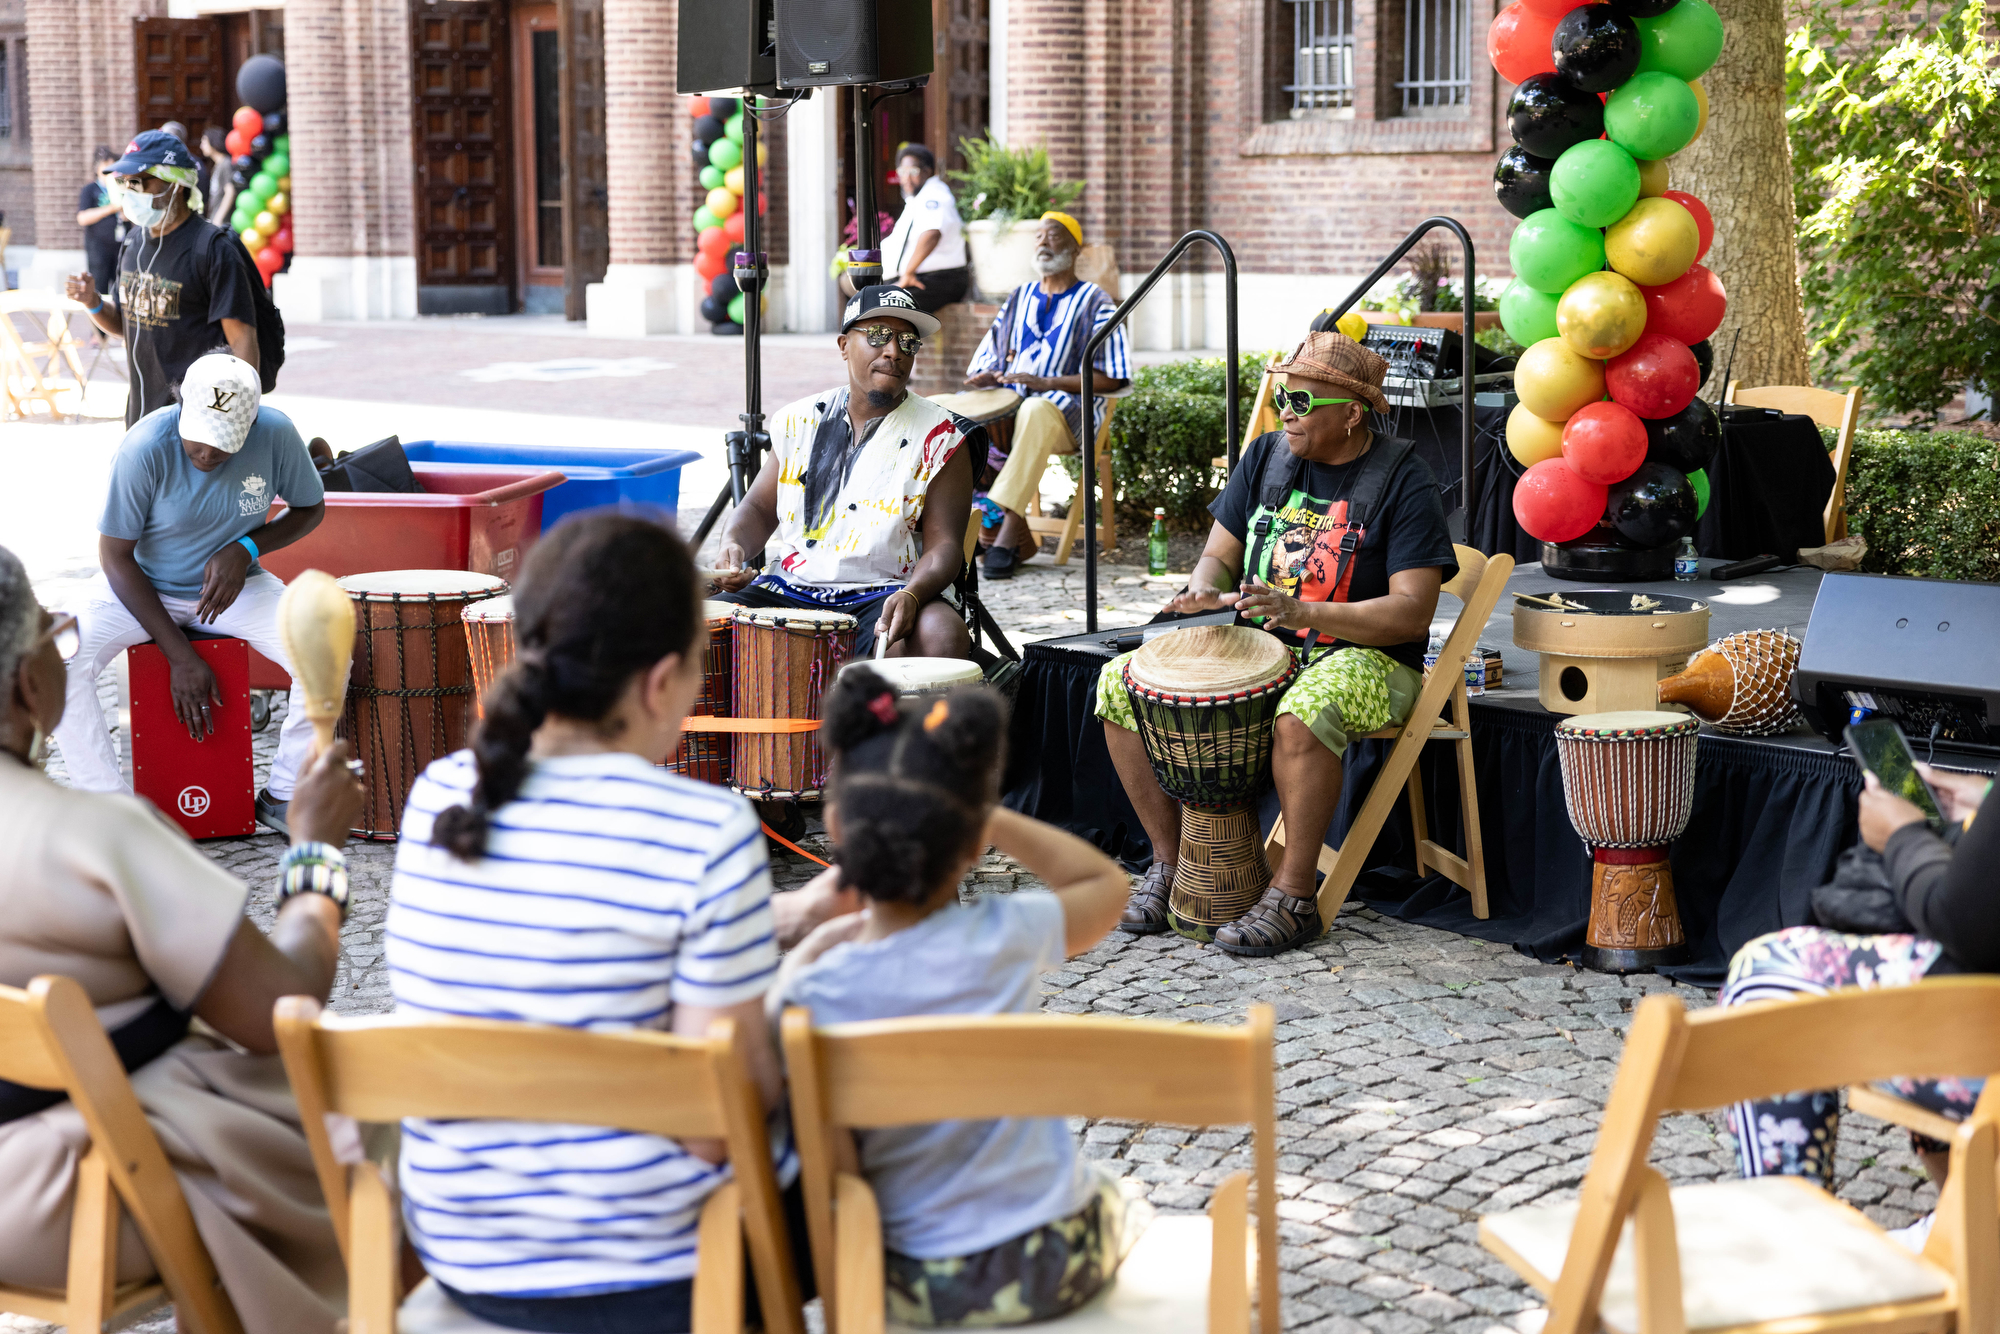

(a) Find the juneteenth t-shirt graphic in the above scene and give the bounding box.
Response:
[1254,492,1363,606]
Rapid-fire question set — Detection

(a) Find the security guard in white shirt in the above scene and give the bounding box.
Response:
[881,144,971,314]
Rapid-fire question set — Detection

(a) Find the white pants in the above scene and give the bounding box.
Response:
[55,570,312,799]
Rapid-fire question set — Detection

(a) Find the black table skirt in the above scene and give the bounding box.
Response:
[1004,646,1863,987]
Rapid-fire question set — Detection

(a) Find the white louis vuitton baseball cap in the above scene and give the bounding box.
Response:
[178,353,261,454]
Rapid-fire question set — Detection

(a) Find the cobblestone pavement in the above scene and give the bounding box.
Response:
[31,549,1938,1334]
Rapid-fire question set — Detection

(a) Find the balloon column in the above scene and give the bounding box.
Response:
[687,95,769,335]
[1490,0,1726,575]
[228,55,291,288]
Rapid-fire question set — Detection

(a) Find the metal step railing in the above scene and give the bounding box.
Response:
[1079,229,1240,633]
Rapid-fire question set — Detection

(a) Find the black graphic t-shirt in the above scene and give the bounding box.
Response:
[117,217,257,427]
[1209,430,1458,670]
[78,181,120,254]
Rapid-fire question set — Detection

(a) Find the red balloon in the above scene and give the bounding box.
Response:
[693,249,726,282]
[1640,265,1727,346]
[271,228,294,254]
[1514,459,1608,544]
[690,95,711,118]
[1520,0,1589,15]
[1606,332,1700,419]
[723,210,746,243]
[225,128,248,158]
[232,106,264,139]
[1661,190,1714,262]
[1488,2,1561,84]
[1561,402,1649,484]
[697,226,731,259]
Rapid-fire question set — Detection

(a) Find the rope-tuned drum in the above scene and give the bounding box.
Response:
[664,601,740,785]
[461,594,515,718]
[728,607,856,801]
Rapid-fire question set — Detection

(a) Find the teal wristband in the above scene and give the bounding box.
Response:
[236,535,259,561]
[87,298,104,314]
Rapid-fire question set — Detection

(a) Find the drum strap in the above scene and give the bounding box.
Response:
[680,718,822,733]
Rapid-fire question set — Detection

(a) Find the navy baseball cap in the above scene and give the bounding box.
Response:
[841,284,941,338]
[111,129,199,176]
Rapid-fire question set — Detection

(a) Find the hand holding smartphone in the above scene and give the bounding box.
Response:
[1845,718,1946,829]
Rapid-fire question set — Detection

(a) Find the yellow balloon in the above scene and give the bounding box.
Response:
[756,142,768,167]
[1507,401,1567,466]
[1557,271,1649,360]
[278,175,291,193]
[1688,79,1709,142]
[1335,311,1368,342]
[1515,337,1607,422]
[1635,157,1669,199]
[241,226,266,254]
[724,166,745,195]
[255,210,280,236]
[1605,197,1700,287]
[706,186,739,219]
[267,191,289,215]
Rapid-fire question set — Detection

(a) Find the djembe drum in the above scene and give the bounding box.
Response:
[839,656,985,700]
[462,593,514,718]
[1123,625,1298,942]
[728,607,857,800]
[1553,710,1699,972]
[665,601,739,785]
[338,570,508,839]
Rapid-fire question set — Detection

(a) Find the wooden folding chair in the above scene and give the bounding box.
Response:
[1264,544,1514,924]
[1723,381,1864,544]
[0,291,92,421]
[1847,1084,1964,1147]
[782,1005,1279,1334]
[0,976,243,1334]
[1026,389,1130,565]
[274,998,803,1334]
[1480,978,2000,1334]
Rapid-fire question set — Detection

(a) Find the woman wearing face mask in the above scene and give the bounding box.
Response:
[66,129,261,427]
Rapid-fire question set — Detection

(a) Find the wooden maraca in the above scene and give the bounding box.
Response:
[276,569,356,758]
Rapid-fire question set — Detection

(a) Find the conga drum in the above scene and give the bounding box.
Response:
[728,607,857,800]
[839,656,985,700]
[1553,710,1698,972]
[339,570,508,839]
[462,593,515,717]
[665,601,739,785]
[1123,625,1298,942]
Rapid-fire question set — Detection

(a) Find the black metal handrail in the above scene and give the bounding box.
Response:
[1080,230,1239,633]
[1321,216,1479,539]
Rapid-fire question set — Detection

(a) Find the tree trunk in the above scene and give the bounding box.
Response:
[1670,0,1811,390]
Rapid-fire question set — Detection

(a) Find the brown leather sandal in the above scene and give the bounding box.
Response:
[1118,862,1175,935]
[1214,886,1321,956]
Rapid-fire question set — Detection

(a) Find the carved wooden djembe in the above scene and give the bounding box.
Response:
[1553,710,1699,972]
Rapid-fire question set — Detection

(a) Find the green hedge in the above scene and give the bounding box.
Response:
[1825,426,2000,582]
[1089,352,1272,524]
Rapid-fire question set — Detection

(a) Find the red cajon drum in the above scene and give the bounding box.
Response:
[128,633,257,839]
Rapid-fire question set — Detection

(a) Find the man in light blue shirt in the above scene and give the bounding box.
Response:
[54,352,326,832]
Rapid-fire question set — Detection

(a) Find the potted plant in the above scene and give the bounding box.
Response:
[949,136,1085,299]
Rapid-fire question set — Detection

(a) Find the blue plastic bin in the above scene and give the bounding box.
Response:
[399,441,704,529]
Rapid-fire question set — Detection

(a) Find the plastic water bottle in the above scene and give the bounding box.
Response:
[1423,629,1445,676]
[1464,651,1487,697]
[1148,507,1169,576]
[1674,537,1699,582]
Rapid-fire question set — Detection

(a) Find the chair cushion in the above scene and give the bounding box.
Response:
[889,1214,1218,1334]
[399,1278,527,1334]
[1480,1176,1951,1334]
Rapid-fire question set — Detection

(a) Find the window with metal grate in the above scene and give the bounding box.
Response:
[1397,0,1472,115]
[1282,0,1357,117]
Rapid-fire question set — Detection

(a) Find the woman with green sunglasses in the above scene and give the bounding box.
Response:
[1090,332,1459,957]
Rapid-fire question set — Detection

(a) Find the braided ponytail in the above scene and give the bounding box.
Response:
[432,513,700,860]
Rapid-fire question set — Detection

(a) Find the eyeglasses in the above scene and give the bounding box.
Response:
[1272,382,1355,418]
[41,614,79,663]
[855,325,924,356]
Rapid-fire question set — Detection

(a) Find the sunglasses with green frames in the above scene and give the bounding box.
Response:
[1271,381,1356,417]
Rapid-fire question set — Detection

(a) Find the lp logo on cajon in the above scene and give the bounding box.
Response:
[177,786,212,818]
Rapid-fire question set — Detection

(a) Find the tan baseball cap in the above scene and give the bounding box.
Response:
[1270,331,1390,414]
[178,352,261,453]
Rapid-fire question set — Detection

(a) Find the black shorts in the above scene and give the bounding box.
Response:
[711,580,962,659]
[905,265,971,313]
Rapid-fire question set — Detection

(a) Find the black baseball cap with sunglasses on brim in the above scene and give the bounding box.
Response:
[841,283,941,339]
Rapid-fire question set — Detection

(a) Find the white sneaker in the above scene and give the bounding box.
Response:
[1888,1212,1935,1253]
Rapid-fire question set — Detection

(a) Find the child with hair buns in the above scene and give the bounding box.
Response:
[773,666,1136,1328]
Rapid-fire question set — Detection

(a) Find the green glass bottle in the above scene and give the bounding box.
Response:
[1148,507,1169,576]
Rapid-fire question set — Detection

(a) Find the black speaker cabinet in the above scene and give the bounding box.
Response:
[774,0,932,88]
[678,0,776,96]
[1793,572,2000,752]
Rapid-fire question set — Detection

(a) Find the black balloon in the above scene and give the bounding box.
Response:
[1494,145,1557,219]
[231,169,248,189]
[693,114,726,145]
[1644,397,1721,472]
[1608,0,1680,16]
[1508,74,1606,159]
[709,272,736,301]
[250,133,271,156]
[1690,338,1714,390]
[712,320,744,337]
[700,295,729,324]
[1552,5,1641,92]
[236,54,287,114]
[1606,462,1699,548]
[234,154,254,172]
[692,141,711,167]
[707,97,739,118]
[263,110,285,136]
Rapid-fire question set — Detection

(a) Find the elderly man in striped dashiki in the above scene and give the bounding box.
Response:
[932,211,1131,581]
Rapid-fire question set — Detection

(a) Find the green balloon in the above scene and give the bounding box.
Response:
[232,208,254,231]
[724,112,745,143]
[1688,468,1710,520]
[707,137,743,171]
[1636,0,1724,80]
[1499,279,1562,347]
[1550,140,1640,229]
[699,165,725,191]
[273,134,289,154]
[250,172,277,197]
[264,153,290,179]
[1509,209,1607,295]
[1604,73,1701,162]
[726,291,746,324]
[693,205,720,234]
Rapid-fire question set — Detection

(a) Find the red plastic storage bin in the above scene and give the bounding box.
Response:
[248,464,563,690]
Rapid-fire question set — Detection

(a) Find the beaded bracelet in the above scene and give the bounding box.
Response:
[278,841,350,920]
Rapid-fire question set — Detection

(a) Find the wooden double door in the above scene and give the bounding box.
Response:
[409,0,607,316]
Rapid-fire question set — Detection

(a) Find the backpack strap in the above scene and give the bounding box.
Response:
[1326,434,1415,606]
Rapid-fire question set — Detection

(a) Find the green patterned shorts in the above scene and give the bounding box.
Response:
[885,1167,1147,1327]
[1096,643,1423,756]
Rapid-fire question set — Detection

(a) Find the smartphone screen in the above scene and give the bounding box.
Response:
[1844,719,1946,827]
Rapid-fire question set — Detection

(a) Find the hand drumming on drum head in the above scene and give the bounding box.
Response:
[1161,584,1238,616]
[1235,579,1311,632]
[874,589,922,649]
[709,541,757,593]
